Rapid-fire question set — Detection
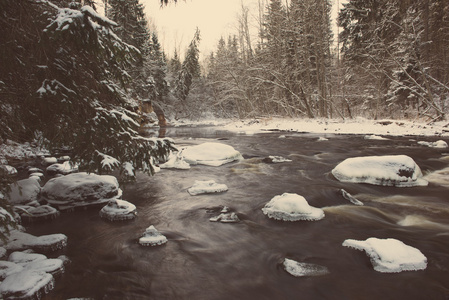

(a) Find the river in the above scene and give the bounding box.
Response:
[27,127,449,300]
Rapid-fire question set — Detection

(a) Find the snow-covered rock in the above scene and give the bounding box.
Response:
[332,155,428,187]
[364,134,388,140]
[342,237,427,273]
[139,226,167,246]
[0,269,54,299]
[187,180,228,196]
[99,199,137,221]
[41,156,58,165]
[160,152,191,170]
[209,207,240,223]
[262,193,324,221]
[417,140,448,148]
[262,156,292,163]
[340,189,364,206]
[41,172,122,210]
[18,205,60,223]
[2,230,67,252]
[181,142,243,166]
[6,177,41,206]
[0,261,24,280]
[46,161,78,175]
[0,165,17,176]
[283,258,329,277]
[23,258,64,277]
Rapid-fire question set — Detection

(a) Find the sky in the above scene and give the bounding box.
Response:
[143,0,345,60]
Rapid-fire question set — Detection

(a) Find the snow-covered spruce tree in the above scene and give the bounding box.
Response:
[1,1,173,179]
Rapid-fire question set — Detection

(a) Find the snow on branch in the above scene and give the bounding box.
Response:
[95,150,120,171]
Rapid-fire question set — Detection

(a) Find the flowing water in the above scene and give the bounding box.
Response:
[27,127,449,300]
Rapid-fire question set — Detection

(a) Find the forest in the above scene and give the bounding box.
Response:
[1,0,449,174]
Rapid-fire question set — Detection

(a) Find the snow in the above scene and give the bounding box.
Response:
[41,156,58,165]
[2,230,68,252]
[417,140,448,148]
[46,161,78,175]
[342,237,427,273]
[99,199,137,221]
[139,226,167,246]
[187,180,228,196]
[0,269,54,299]
[41,172,122,210]
[18,205,60,223]
[0,165,17,176]
[332,155,428,187]
[181,142,243,166]
[6,177,41,206]
[8,251,46,267]
[364,134,389,140]
[262,193,324,221]
[340,189,364,206]
[209,207,240,223]
[283,258,330,277]
[0,261,24,280]
[160,152,191,170]
[263,156,292,163]
[96,151,120,172]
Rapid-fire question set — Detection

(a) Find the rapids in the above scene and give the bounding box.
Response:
[27,127,449,299]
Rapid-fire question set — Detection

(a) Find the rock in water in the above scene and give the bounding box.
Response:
[283,258,330,277]
[0,269,55,299]
[41,172,122,210]
[340,189,364,206]
[188,180,228,196]
[262,193,324,221]
[19,205,60,223]
[99,199,137,221]
[332,155,428,187]
[342,237,427,273]
[6,177,41,206]
[182,142,243,166]
[2,230,67,252]
[139,226,167,246]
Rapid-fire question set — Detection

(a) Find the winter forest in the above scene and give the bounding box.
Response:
[1,0,449,169]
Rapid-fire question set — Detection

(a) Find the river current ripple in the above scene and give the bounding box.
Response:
[29,127,449,300]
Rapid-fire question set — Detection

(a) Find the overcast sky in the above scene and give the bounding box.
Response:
[142,0,344,60]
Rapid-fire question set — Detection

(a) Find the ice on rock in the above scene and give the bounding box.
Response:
[99,199,137,221]
[19,205,60,223]
[6,177,41,206]
[41,172,122,210]
[262,193,324,221]
[0,269,55,300]
[332,155,428,187]
[418,140,448,148]
[139,225,167,246]
[2,230,68,252]
[342,237,427,273]
[181,142,243,166]
[283,258,330,277]
[188,180,228,196]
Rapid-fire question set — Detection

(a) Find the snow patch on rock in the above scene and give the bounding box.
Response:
[262,193,324,221]
[99,199,137,221]
[283,258,330,277]
[188,180,228,196]
[139,226,167,246]
[182,142,243,166]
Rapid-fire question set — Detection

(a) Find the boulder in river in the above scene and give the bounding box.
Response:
[99,199,137,221]
[41,172,122,210]
[181,142,243,166]
[139,225,167,246]
[187,180,228,196]
[262,193,324,221]
[332,155,428,187]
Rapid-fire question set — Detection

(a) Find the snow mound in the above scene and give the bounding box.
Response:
[2,230,68,252]
[283,258,330,277]
[0,269,54,299]
[99,199,137,221]
[262,193,324,221]
[6,177,41,206]
[19,205,60,223]
[188,180,228,196]
[23,258,64,277]
[340,189,364,206]
[46,161,78,175]
[41,157,58,165]
[342,237,427,273]
[417,140,448,148]
[262,156,292,163]
[8,251,46,266]
[0,261,24,280]
[139,225,167,246]
[160,152,190,170]
[41,172,122,210]
[332,155,428,187]
[364,135,388,140]
[182,142,243,166]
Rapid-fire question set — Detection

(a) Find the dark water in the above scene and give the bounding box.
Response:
[28,127,449,300]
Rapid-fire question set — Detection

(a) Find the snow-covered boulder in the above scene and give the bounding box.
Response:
[160,153,190,170]
[181,142,243,166]
[0,269,55,299]
[139,226,167,246]
[6,177,41,206]
[262,156,292,163]
[41,172,122,210]
[41,156,58,166]
[209,206,240,223]
[0,261,24,280]
[18,205,60,223]
[332,155,428,187]
[187,180,228,196]
[340,189,364,206]
[262,193,324,221]
[2,230,67,252]
[283,258,329,277]
[418,140,448,148]
[342,237,427,273]
[99,199,137,221]
[0,165,17,176]
[46,161,78,175]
